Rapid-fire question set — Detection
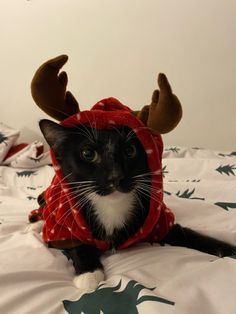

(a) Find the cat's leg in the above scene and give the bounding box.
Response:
[64,244,104,291]
[161,224,236,257]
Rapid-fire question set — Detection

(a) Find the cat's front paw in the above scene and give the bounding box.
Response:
[73,269,104,292]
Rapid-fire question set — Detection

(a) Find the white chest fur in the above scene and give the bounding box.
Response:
[87,191,135,235]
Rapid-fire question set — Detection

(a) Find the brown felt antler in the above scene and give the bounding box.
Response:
[133,73,182,133]
[31,55,80,121]
[31,55,182,133]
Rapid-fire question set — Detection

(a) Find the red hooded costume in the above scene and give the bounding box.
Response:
[29,98,174,250]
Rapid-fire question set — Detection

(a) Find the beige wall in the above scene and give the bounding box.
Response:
[1,0,235,150]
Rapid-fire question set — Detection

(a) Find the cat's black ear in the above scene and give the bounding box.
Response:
[39,119,68,156]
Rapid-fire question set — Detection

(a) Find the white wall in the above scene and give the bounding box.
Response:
[0,0,235,150]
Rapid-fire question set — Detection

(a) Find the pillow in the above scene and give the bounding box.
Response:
[4,140,50,168]
[0,123,20,163]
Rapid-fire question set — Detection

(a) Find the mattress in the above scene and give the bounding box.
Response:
[0,123,236,313]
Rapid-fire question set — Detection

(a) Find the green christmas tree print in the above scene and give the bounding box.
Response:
[16,170,36,177]
[216,165,236,176]
[27,187,37,190]
[215,202,236,211]
[28,156,44,163]
[27,196,37,201]
[218,152,236,157]
[0,132,8,146]
[176,188,205,200]
[186,179,200,182]
[165,147,180,153]
[63,280,174,314]
[162,165,168,177]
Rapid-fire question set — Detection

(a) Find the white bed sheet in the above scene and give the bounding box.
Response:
[0,146,236,314]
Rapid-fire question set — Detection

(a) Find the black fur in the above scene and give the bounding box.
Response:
[161,224,236,257]
[39,120,236,279]
[65,245,103,275]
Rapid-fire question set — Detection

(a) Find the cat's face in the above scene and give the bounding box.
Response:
[40,119,150,197]
[40,119,152,239]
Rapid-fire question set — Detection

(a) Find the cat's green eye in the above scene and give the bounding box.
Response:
[124,144,137,158]
[80,147,99,163]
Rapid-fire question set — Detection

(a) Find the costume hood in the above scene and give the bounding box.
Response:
[30,98,174,250]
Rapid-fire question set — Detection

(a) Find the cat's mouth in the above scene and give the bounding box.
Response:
[97,184,134,197]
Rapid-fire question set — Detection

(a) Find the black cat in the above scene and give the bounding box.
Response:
[34,119,236,291]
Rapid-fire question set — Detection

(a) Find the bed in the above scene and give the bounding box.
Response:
[1,123,236,314]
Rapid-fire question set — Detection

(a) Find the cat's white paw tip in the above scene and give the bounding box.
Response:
[73,270,104,292]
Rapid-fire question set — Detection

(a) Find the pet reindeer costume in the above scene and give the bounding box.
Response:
[29,55,182,250]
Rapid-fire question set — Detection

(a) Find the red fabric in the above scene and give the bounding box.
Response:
[30,98,174,250]
[3,143,28,161]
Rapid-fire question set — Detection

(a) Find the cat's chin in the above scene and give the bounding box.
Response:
[102,190,129,201]
[89,190,135,234]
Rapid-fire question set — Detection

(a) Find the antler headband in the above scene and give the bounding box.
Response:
[31,55,182,133]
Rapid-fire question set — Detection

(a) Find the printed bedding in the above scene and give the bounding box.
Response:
[1,125,236,314]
